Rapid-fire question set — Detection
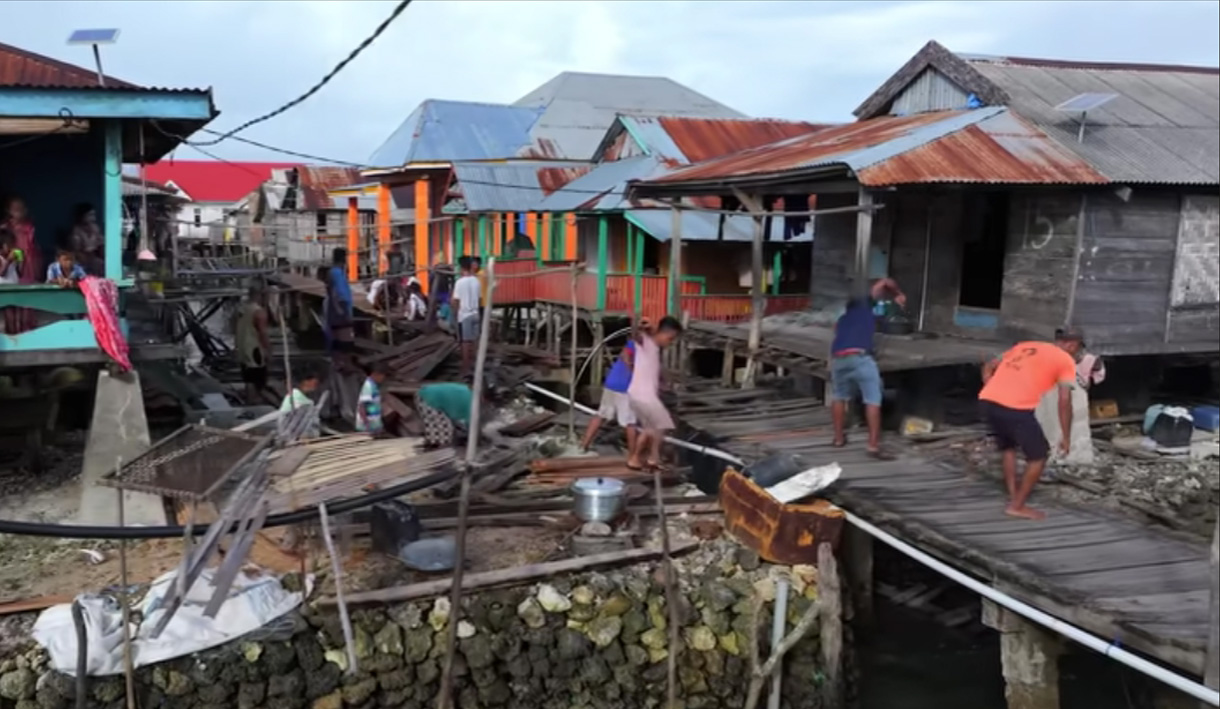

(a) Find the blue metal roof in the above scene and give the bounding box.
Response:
[451,161,581,212]
[624,209,808,243]
[536,156,668,212]
[366,100,545,168]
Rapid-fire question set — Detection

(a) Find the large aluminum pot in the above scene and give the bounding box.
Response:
[571,477,626,523]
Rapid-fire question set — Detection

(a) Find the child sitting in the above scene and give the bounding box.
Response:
[46,249,86,287]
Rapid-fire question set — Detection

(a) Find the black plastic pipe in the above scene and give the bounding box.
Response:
[0,468,455,540]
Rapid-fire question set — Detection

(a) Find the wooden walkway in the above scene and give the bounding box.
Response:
[686,319,1003,375]
[676,385,1213,676]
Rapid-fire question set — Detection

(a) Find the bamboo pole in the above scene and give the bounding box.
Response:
[319,501,357,675]
[1206,517,1219,696]
[568,261,579,441]
[116,462,135,709]
[437,257,496,709]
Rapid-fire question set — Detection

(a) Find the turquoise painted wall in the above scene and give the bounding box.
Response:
[0,130,105,266]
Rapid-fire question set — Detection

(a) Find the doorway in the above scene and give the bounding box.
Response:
[958,193,1009,309]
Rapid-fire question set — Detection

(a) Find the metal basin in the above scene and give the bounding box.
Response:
[400,537,457,572]
[571,477,626,523]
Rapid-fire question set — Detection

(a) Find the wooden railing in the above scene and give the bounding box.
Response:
[679,294,812,322]
[487,264,809,323]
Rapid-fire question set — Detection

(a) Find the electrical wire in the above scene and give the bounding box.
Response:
[183,0,413,147]
[0,108,81,152]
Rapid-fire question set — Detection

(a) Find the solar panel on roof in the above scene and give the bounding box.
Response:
[67,28,120,44]
[1055,93,1118,113]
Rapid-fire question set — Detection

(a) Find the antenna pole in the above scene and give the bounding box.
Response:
[92,44,105,87]
[1077,111,1087,143]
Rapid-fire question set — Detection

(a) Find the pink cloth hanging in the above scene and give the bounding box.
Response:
[79,276,131,371]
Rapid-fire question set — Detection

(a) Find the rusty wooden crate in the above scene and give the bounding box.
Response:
[719,469,845,565]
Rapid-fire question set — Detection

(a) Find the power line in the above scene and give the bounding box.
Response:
[186,0,413,147]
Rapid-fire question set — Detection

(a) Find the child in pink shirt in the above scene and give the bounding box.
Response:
[627,316,684,470]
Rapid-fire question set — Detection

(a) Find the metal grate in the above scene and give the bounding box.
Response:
[101,425,269,500]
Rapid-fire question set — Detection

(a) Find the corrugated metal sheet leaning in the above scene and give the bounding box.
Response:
[637,107,1107,189]
[624,209,802,243]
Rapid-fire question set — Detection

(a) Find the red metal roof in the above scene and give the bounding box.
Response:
[295,166,365,210]
[144,160,300,203]
[0,41,137,88]
[646,109,1106,188]
[536,165,594,195]
[653,116,832,164]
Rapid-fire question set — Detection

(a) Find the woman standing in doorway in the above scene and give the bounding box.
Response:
[2,197,43,334]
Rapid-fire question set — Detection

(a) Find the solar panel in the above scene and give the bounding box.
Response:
[67,28,120,44]
[1055,93,1118,113]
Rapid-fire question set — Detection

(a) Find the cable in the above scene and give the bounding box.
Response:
[0,108,81,152]
[0,466,454,540]
[183,0,412,147]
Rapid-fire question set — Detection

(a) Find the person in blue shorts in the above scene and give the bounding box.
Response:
[830,277,905,458]
[580,337,638,452]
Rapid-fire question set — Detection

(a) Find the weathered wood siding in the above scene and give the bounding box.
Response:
[1000,192,1077,340]
[809,193,856,309]
[1167,194,1220,346]
[1074,192,1180,349]
[889,68,971,115]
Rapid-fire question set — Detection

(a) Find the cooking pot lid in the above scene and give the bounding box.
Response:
[573,476,625,495]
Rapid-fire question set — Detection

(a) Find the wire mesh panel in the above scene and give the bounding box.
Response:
[101,425,268,500]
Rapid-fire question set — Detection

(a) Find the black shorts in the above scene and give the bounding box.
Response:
[331,340,355,353]
[980,401,1049,461]
[241,366,267,389]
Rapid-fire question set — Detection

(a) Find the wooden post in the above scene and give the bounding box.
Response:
[437,257,497,709]
[668,204,683,316]
[413,179,430,290]
[564,212,578,260]
[771,249,782,296]
[347,196,360,280]
[1205,517,1219,694]
[818,543,843,709]
[569,262,579,441]
[733,189,766,388]
[102,121,122,281]
[855,187,874,280]
[596,216,609,311]
[455,218,464,257]
[377,185,391,276]
[721,342,736,386]
[634,221,645,316]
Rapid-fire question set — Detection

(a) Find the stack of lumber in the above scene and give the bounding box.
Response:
[524,457,683,488]
[265,436,455,512]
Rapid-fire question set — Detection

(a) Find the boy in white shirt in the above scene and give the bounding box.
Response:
[451,257,482,377]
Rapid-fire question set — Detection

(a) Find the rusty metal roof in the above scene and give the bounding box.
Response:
[295,166,366,210]
[637,116,832,164]
[0,40,137,88]
[640,107,1107,191]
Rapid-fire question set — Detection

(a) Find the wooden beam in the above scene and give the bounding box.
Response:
[668,204,683,316]
[732,189,766,387]
[414,178,430,290]
[329,542,699,606]
[347,196,361,280]
[1206,517,1219,693]
[855,187,874,279]
[377,184,392,276]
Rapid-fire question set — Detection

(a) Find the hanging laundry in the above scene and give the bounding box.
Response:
[79,276,132,372]
[783,195,810,240]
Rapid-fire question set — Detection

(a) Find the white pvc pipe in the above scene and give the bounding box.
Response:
[769,578,789,709]
[521,381,1220,706]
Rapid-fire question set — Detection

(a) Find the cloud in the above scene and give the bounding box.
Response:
[4,0,1217,164]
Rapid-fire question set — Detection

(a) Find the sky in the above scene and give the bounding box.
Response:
[7,0,1219,165]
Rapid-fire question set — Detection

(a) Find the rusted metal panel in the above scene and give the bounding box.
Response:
[101,425,270,501]
[651,116,831,164]
[720,469,845,565]
[646,108,1107,189]
[295,166,365,210]
[0,40,136,88]
[536,165,593,194]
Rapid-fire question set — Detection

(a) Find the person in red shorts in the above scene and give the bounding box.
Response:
[979,327,1084,521]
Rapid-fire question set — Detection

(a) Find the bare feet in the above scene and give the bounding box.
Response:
[832,437,847,448]
[1005,505,1047,521]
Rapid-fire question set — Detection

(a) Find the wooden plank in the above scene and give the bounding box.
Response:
[266,447,311,478]
[328,542,699,606]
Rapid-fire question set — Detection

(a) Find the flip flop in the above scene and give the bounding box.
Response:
[626,462,646,472]
[646,461,671,473]
[867,449,895,461]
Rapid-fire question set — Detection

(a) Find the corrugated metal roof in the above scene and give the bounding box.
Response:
[0,40,136,88]
[642,107,1106,188]
[514,72,745,160]
[625,208,809,243]
[366,100,545,167]
[295,166,366,210]
[624,116,831,165]
[120,175,181,199]
[537,156,669,212]
[451,161,590,212]
[965,57,1220,184]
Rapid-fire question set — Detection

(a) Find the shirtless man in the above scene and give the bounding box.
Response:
[979,327,1084,520]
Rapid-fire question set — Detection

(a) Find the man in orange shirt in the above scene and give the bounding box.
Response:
[979,328,1084,521]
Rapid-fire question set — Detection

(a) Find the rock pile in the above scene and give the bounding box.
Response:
[0,540,830,709]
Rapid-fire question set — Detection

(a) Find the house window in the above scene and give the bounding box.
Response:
[316,212,328,236]
[193,208,202,227]
[958,192,1009,310]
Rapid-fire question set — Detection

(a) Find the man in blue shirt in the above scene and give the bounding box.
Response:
[580,338,637,452]
[830,277,905,457]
